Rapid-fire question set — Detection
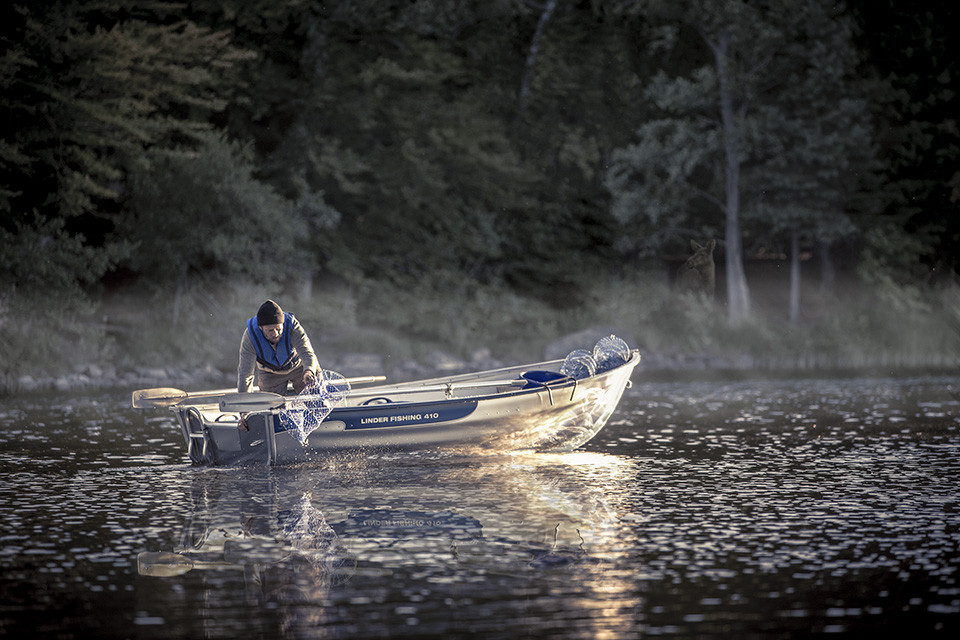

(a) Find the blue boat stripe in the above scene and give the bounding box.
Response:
[274,400,478,433]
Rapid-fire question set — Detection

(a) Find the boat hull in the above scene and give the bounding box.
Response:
[172,351,639,466]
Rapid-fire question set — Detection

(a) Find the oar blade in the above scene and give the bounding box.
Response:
[131,387,186,408]
[219,392,286,412]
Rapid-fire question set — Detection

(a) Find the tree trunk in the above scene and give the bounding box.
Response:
[713,30,751,323]
[818,240,835,296]
[516,0,557,116]
[300,269,313,303]
[171,267,188,326]
[789,230,801,325]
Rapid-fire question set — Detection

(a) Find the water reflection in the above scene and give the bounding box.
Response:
[1,377,959,637]
[135,453,643,637]
[589,375,960,636]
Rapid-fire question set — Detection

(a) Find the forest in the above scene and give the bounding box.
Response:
[1,0,958,384]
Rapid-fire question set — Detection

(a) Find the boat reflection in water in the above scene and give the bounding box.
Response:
[137,452,643,637]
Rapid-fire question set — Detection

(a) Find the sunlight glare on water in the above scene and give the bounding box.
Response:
[0,376,958,638]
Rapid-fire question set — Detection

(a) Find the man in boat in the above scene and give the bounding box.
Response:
[237,298,319,397]
[237,300,319,431]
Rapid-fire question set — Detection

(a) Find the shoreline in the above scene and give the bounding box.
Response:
[2,348,957,398]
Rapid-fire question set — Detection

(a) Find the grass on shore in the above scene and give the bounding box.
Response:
[1,270,958,386]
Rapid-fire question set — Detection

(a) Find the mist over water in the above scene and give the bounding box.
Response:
[1,375,958,638]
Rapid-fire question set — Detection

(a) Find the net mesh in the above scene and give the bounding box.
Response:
[561,335,631,379]
[279,370,351,445]
[560,349,597,379]
[593,335,631,373]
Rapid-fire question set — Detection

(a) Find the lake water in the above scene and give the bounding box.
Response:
[1,374,958,638]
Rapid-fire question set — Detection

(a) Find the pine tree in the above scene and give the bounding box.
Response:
[0,1,252,297]
[606,0,876,323]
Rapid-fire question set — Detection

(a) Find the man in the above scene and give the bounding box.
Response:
[238,299,319,395]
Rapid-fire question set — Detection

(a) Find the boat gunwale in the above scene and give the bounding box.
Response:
[172,351,640,417]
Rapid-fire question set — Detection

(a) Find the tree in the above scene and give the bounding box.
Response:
[850,0,960,282]
[607,0,874,323]
[120,131,309,322]
[245,0,572,291]
[745,3,875,323]
[507,2,651,291]
[0,0,252,298]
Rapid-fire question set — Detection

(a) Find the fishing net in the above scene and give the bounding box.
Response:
[560,335,631,380]
[560,349,597,379]
[279,493,339,552]
[274,492,356,583]
[593,335,631,373]
[279,370,351,445]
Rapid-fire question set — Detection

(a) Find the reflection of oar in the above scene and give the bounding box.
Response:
[221,539,391,577]
[219,379,528,413]
[132,376,387,409]
[223,538,293,564]
[137,551,240,577]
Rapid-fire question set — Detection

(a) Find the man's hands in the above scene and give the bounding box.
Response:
[237,369,318,432]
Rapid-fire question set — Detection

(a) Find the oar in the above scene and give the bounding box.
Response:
[219,378,528,413]
[138,548,390,579]
[132,387,235,409]
[137,551,240,577]
[132,376,387,409]
[221,539,392,577]
[219,391,288,412]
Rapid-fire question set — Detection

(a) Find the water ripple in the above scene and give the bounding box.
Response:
[1,378,958,637]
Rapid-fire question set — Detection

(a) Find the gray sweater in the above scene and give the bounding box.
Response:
[237,316,319,392]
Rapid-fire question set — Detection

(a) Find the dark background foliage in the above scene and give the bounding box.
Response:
[1,0,957,377]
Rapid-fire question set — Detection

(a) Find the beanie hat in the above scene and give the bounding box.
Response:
[256,300,284,326]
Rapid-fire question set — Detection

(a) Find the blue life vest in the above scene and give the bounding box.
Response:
[247,312,299,371]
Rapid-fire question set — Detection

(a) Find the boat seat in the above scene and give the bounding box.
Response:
[520,370,568,389]
[521,370,576,405]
